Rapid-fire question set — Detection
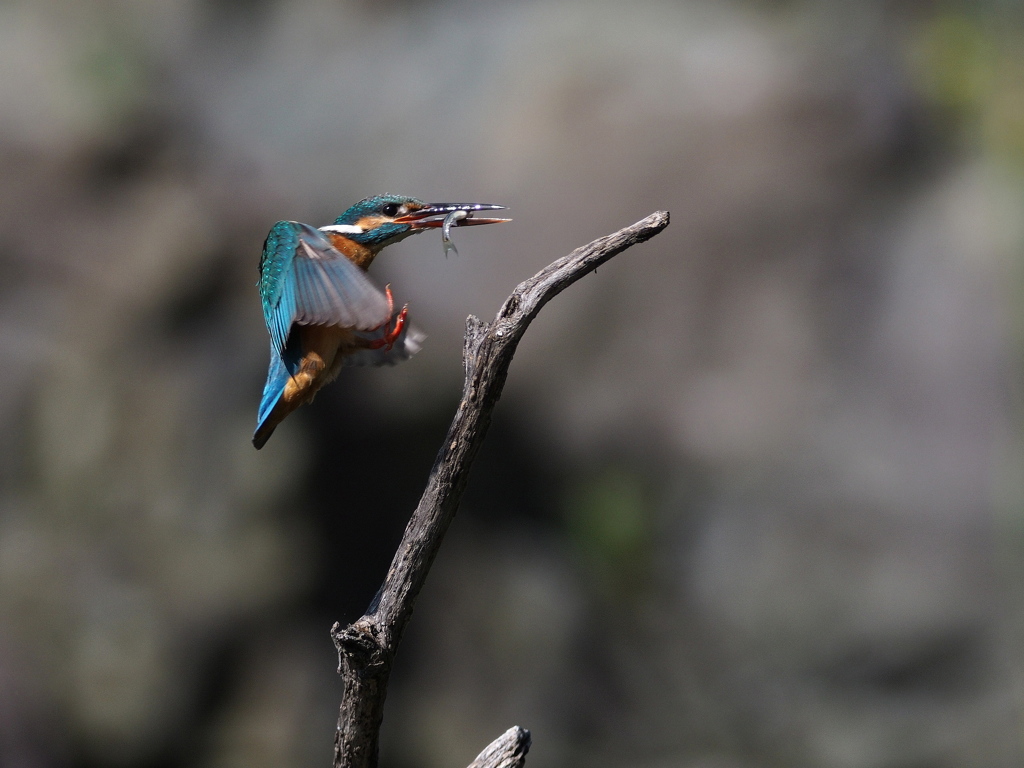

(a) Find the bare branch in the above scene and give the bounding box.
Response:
[466,727,532,768]
[332,211,670,768]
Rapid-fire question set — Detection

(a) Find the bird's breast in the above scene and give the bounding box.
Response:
[323,232,376,269]
[282,324,370,408]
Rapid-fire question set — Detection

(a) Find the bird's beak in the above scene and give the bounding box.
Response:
[394,203,511,229]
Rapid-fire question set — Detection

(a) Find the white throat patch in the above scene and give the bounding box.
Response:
[319,224,364,235]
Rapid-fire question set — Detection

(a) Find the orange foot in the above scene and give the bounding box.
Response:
[368,285,408,351]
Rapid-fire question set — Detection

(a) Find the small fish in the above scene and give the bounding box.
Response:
[441,209,468,257]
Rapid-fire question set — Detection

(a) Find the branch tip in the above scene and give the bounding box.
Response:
[466,726,532,768]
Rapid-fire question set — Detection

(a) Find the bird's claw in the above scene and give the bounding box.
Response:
[367,285,407,351]
[381,305,408,351]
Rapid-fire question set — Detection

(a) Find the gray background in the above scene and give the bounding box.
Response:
[0,2,1021,767]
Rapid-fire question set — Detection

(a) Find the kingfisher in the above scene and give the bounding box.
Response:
[253,194,509,449]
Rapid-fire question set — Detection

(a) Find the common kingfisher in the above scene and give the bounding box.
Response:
[253,194,508,449]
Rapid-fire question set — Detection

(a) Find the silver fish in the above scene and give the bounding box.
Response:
[441,209,468,257]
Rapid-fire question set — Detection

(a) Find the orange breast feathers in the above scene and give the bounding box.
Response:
[278,325,363,412]
[254,322,387,447]
[323,231,376,269]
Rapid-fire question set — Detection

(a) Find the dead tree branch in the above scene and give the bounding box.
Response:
[466,727,532,768]
[331,211,671,768]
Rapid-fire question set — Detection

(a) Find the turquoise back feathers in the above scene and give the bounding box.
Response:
[258,221,391,355]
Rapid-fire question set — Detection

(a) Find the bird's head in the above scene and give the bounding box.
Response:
[323,194,508,253]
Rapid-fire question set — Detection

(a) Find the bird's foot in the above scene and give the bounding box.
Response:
[368,286,407,352]
[368,307,407,351]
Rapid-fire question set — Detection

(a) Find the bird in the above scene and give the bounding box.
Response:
[253,194,509,449]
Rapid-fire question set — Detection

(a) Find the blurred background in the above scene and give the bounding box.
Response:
[1,1,1023,767]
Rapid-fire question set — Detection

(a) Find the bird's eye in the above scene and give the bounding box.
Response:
[382,203,400,217]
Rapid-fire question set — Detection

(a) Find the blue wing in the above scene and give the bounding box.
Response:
[260,221,392,356]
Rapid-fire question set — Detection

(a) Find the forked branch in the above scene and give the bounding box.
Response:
[332,211,671,768]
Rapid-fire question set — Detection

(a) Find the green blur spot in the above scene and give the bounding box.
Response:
[912,9,1024,167]
[565,468,652,597]
[916,13,996,116]
[77,35,149,123]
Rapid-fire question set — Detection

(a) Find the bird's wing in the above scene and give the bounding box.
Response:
[260,221,391,356]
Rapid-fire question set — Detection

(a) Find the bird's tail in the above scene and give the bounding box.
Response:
[252,345,292,449]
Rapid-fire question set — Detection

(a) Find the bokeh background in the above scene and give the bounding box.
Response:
[2,1,1024,767]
